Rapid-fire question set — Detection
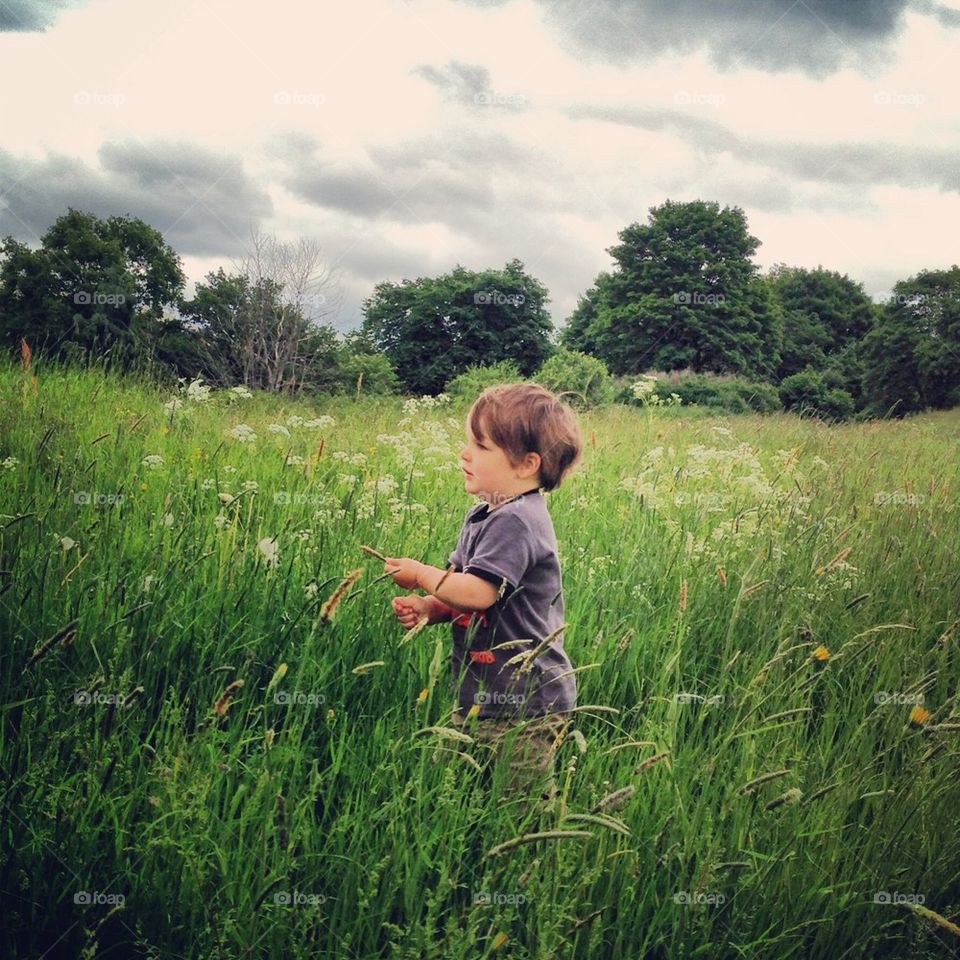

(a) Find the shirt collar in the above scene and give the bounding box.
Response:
[468,487,542,523]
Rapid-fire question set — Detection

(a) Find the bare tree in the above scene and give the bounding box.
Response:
[232,228,344,393]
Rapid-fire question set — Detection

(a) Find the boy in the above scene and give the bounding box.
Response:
[384,383,583,815]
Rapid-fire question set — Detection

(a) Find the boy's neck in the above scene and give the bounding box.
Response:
[486,484,541,512]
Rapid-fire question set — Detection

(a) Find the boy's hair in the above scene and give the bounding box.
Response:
[468,383,584,492]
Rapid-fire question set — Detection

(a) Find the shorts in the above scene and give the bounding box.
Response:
[450,708,572,812]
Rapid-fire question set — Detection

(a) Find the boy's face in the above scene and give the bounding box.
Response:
[459,418,522,504]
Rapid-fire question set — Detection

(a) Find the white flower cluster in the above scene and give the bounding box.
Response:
[228,386,253,400]
[1,456,18,471]
[401,394,451,417]
[332,451,367,467]
[631,376,681,407]
[227,424,257,443]
[141,454,165,468]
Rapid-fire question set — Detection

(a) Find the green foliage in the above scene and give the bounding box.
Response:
[765,264,877,385]
[335,350,400,396]
[443,359,523,402]
[560,200,783,380]
[1,361,959,958]
[0,207,185,368]
[616,370,782,414]
[361,259,555,394]
[534,347,616,409]
[861,266,960,416]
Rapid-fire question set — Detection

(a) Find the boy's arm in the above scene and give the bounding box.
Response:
[426,596,457,624]
[416,563,499,615]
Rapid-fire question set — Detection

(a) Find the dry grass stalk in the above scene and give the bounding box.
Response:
[319,567,363,623]
[484,830,593,858]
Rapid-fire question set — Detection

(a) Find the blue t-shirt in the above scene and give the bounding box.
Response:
[447,487,577,719]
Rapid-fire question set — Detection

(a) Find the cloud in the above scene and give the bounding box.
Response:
[457,0,926,77]
[0,0,80,32]
[564,103,960,195]
[0,140,272,255]
[412,60,492,103]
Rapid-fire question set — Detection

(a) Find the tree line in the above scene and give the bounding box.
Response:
[2,202,957,417]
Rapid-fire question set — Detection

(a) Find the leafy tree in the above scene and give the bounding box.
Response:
[361,259,555,394]
[862,266,960,415]
[560,200,782,380]
[765,264,878,402]
[0,208,184,366]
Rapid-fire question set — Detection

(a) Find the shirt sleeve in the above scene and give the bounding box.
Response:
[461,510,536,595]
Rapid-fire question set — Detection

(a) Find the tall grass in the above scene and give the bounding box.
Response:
[1,356,958,959]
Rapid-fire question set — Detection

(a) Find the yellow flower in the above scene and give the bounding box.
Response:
[909,706,930,727]
[466,703,480,719]
[812,645,830,662]
[326,708,335,719]
[417,687,429,702]
[140,483,148,492]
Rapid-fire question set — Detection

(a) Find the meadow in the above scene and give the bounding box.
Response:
[1,359,959,959]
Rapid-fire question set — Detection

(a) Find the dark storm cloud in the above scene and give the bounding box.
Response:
[0,0,79,32]
[455,0,955,76]
[0,140,272,255]
[565,104,960,195]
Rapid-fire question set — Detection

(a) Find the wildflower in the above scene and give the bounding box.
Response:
[142,454,164,468]
[185,377,212,402]
[218,492,235,505]
[811,645,830,662]
[267,423,291,437]
[229,385,253,400]
[162,512,174,527]
[241,479,259,493]
[304,415,335,429]
[266,663,288,693]
[304,581,319,599]
[59,536,77,551]
[466,703,480,719]
[213,513,229,529]
[227,424,257,443]
[163,398,184,417]
[286,415,305,428]
[417,687,429,702]
[258,537,280,568]
[909,706,930,727]
[2,456,19,470]
[140,483,148,492]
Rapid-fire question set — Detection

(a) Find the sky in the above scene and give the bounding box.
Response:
[1,0,958,333]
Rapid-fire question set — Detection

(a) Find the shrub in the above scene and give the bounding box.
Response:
[335,351,400,396]
[533,348,616,409]
[444,360,523,401]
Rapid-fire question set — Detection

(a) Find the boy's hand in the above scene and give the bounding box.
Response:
[383,556,423,591]
[391,594,432,629]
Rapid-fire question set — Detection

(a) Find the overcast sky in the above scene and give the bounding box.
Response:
[2,0,958,333]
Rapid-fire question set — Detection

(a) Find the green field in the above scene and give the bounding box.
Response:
[2,360,959,959]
